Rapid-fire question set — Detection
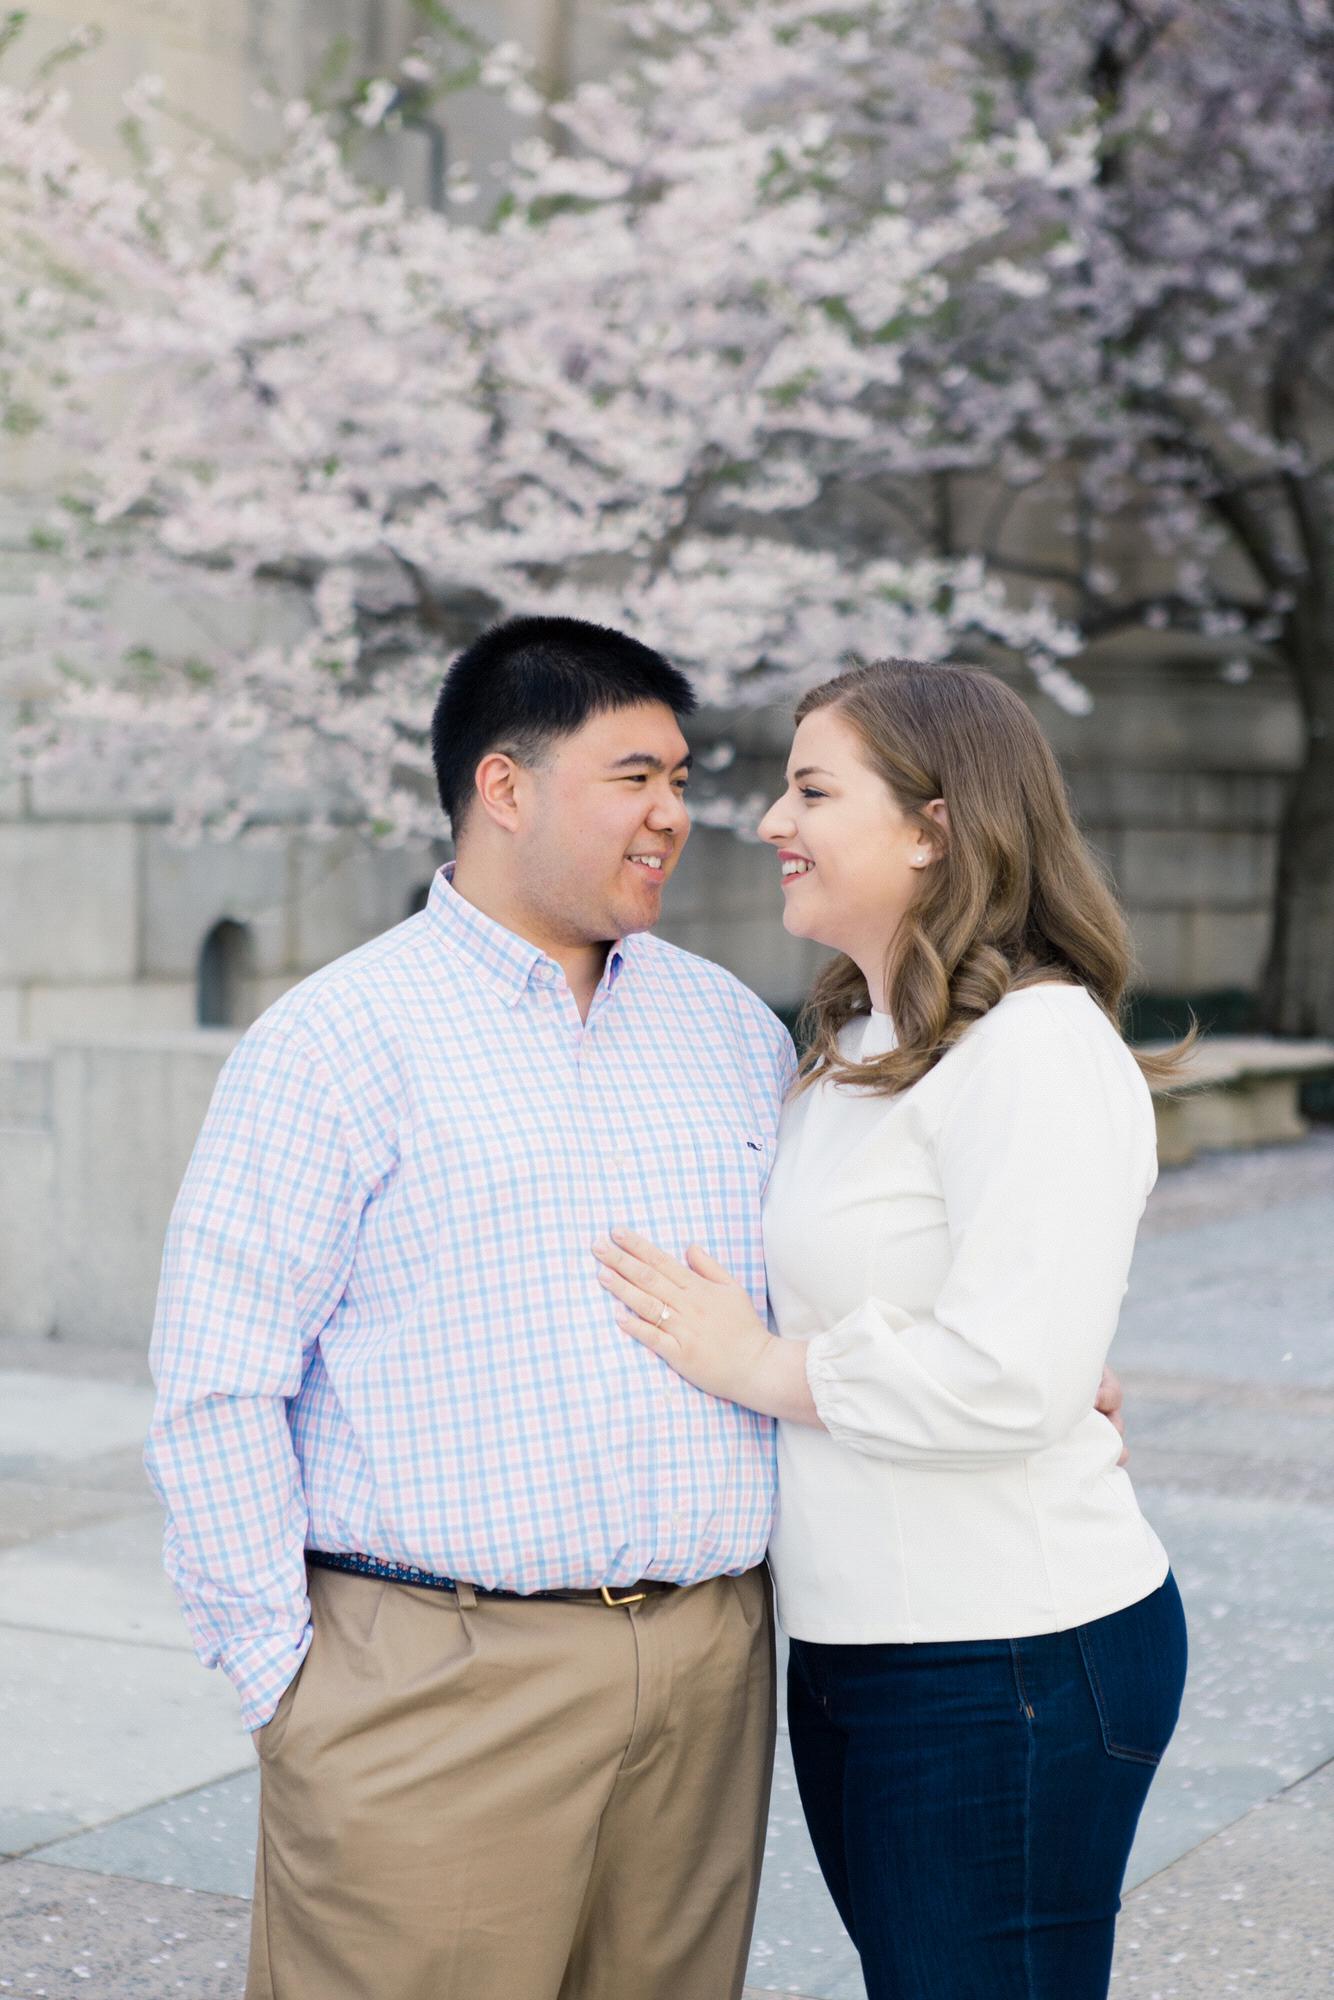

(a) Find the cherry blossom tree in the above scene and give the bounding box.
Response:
[3,0,1332,1028]
[860,0,1334,1035]
[0,1,1080,850]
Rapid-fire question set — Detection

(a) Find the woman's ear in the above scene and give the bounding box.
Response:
[915,797,949,863]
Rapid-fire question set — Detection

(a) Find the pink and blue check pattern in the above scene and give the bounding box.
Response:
[146,866,797,1728]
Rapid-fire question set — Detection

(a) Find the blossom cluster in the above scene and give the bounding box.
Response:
[1,0,1328,841]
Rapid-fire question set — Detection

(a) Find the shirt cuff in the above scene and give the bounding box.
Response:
[221,1622,313,1733]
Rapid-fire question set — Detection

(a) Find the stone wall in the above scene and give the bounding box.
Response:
[0,815,444,1043]
[0,642,1305,1039]
[14,0,624,207]
[1036,642,1303,1001]
[0,1037,235,1346]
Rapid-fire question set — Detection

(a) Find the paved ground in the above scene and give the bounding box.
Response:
[1,1132,1331,1998]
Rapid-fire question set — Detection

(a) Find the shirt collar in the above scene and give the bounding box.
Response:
[423,863,628,1007]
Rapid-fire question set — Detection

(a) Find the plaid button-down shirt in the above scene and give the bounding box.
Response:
[146,866,797,1728]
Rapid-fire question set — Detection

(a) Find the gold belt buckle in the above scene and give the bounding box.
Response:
[600,1583,648,1607]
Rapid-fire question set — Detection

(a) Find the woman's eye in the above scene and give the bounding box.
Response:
[800,788,826,801]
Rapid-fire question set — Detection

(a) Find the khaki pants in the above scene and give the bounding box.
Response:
[246,1563,776,2000]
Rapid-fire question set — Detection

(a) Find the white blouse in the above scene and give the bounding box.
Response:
[763,984,1170,1643]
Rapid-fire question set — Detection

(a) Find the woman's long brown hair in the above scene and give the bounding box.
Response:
[793,659,1195,1097]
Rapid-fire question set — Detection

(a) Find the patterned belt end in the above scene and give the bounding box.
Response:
[305,1548,459,1593]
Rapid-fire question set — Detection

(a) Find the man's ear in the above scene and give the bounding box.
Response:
[472,752,524,833]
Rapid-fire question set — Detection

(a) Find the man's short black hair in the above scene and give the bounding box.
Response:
[431,615,697,838]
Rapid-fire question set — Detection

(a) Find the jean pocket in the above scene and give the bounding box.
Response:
[1076,1573,1187,1767]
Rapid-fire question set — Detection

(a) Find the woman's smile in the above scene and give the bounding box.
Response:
[778,850,816,888]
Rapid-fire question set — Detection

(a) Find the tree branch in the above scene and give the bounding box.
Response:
[1267,220,1334,595]
[1136,394,1291,593]
[933,472,955,558]
[836,478,937,552]
[1080,593,1270,640]
[389,550,450,633]
[981,552,1090,590]
[974,1,1040,124]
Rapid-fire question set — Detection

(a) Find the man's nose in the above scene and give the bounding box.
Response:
[646,792,686,833]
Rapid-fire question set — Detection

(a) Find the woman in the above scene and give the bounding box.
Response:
[592,657,1188,1999]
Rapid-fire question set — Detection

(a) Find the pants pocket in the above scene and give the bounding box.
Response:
[1076,1572,1188,1766]
[254,1648,310,1762]
[725,1564,772,1633]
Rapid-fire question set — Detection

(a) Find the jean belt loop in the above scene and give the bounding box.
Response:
[452,1579,477,1610]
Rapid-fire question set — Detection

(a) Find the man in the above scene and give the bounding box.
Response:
[146,617,792,2000]
[147,615,1125,1999]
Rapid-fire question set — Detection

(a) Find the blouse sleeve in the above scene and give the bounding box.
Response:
[803,1002,1156,1466]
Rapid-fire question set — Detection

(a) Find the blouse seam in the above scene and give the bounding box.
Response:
[1022,1455,1059,1622]
[887,1458,915,1641]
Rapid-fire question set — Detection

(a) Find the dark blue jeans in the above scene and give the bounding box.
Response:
[787,1574,1187,1999]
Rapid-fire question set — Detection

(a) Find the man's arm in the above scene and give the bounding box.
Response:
[145,1025,368,1730]
[1097,1362,1129,1465]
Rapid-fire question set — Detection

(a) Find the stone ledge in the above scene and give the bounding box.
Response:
[1143,1036,1334,1166]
